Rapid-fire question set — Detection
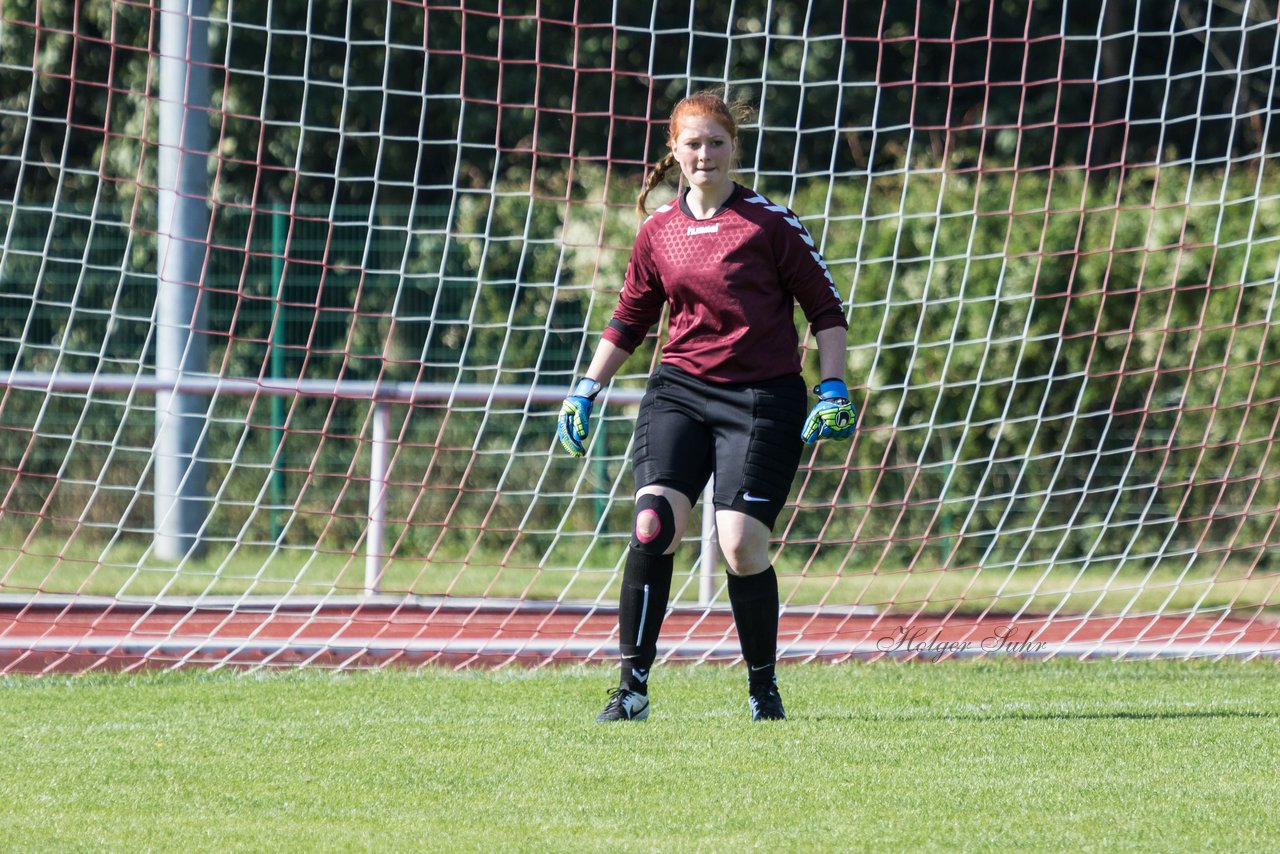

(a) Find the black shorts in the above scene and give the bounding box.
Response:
[631,364,808,529]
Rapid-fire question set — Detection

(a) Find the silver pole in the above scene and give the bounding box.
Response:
[154,0,210,560]
[699,480,718,605]
[0,373,646,406]
[365,403,391,595]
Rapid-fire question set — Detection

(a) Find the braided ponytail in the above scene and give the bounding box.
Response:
[635,152,678,218]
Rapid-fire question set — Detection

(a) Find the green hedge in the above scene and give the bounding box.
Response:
[2,164,1279,572]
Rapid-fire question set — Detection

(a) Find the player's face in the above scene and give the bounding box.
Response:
[671,115,735,195]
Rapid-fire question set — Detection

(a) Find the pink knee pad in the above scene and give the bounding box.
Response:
[631,493,676,554]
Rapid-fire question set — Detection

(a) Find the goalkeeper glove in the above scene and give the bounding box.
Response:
[558,377,602,458]
[801,378,857,444]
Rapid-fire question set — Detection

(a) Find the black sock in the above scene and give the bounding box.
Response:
[617,547,674,693]
[727,566,780,691]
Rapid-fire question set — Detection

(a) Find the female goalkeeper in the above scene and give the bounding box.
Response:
[557,90,857,722]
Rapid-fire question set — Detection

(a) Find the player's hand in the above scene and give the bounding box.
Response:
[557,377,602,458]
[801,378,857,444]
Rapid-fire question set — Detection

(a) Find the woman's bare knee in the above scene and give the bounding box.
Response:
[715,510,773,575]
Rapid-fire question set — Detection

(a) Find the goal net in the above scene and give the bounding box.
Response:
[1,0,1277,671]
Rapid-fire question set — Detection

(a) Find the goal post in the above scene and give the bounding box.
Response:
[1,0,1278,671]
[154,0,212,561]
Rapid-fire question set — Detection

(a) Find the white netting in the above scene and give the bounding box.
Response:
[0,1,1277,671]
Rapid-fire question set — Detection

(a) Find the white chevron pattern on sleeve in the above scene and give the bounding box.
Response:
[745,191,839,293]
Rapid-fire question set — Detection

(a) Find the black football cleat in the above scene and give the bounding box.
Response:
[748,683,786,721]
[596,686,650,722]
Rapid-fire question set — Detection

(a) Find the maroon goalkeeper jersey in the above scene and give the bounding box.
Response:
[602,183,848,384]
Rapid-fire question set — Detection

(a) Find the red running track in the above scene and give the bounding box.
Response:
[1,598,1277,673]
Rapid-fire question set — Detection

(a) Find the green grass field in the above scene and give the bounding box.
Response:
[2,660,1278,851]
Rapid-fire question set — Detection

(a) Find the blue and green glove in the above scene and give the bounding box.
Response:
[557,377,602,457]
[801,378,857,444]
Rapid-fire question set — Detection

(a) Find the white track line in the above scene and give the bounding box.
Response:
[1,636,1275,659]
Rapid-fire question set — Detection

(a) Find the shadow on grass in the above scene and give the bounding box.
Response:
[804,708,1277,723]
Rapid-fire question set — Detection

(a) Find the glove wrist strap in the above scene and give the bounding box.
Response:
[572,377,603,400]
[815,378,849,400]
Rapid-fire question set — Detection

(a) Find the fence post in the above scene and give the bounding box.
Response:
[699,479,718,605]
[269,206,287,542]
[364,402,391,595]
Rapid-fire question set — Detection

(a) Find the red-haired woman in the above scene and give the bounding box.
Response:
[558,90,857,722]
